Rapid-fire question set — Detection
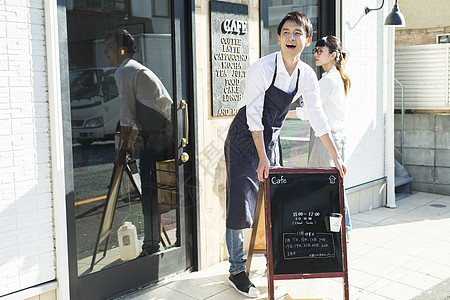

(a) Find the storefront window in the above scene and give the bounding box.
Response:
[267,0,319,167]
[67,0,178,276]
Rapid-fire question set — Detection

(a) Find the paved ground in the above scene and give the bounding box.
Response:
[116,192,450,300]
[413,277,450,299]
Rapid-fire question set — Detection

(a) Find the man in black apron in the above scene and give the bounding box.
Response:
[224,12,347,298]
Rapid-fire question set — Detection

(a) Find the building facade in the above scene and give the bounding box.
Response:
[0,1,398,299]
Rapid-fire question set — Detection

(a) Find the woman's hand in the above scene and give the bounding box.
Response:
[318,133,347,178]
[257,156,270,182]
[333,156,347,178]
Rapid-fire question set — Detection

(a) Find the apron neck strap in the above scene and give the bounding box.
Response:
[291,68,301,96]
[270,54,278,86]
[272,55,301,96]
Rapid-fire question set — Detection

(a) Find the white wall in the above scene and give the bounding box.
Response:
[341,0,386,188]
[0,0,55,296]
[397,0,450,30]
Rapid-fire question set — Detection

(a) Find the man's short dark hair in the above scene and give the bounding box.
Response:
[277,11,314,38]
[105,29,136,55]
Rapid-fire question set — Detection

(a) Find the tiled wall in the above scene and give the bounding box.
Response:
[0,0,55,296]
[24,289,55,300]
[25,290,56,300]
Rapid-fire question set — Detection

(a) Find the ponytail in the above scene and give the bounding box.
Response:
[336,51,351,97]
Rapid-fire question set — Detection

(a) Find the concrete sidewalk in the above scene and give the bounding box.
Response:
[116,192,450,300]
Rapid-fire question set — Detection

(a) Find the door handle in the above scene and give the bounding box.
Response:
[181,152,189,163]
[180,100,189,147]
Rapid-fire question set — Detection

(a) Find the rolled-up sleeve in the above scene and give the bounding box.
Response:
[244,63,267,131]
[295,96,308,120]
[303,71,330,137]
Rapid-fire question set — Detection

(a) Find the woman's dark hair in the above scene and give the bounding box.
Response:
[277,11,313,38]
[316,35,351,96]
[105,29,136,56]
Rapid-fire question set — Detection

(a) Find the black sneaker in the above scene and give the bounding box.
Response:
[137,246,159,258]
[228,271,260,298]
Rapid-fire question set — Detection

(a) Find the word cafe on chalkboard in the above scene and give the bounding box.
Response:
[210,0,249,117]
[264,168,349,300]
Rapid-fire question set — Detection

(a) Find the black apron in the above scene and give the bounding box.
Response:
[224,55,300,229]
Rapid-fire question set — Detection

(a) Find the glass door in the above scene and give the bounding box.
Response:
[63,1,194,299]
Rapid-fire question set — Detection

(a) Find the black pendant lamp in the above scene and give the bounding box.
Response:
[384,0,406,26]
[365,0,406,27]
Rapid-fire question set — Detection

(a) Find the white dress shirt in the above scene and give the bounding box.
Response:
[115,58,172,128]
[238,51,330,137]
[296,67,346,131]
[317,67,346,131]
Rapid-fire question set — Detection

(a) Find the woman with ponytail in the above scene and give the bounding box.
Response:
[309,35,352,236]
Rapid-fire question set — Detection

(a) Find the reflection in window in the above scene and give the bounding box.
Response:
[69,0,128,12]
[66,0,177,277]
[268,0,318,69]
[70,70,101,100]
[102,71,119,102]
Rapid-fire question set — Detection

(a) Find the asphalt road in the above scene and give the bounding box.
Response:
[72,140,118,201]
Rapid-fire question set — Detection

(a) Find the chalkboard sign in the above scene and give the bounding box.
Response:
[264,168,349,300]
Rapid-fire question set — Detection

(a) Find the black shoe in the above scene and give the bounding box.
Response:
[138,246,159,258]
[228,271,260,298]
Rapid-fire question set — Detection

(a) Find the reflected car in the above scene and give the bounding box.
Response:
[70,68,120,146]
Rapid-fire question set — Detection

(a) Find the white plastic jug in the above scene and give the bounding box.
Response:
[117,221,139,261]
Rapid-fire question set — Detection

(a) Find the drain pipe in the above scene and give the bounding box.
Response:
[385,22,396,208]
[394,78,405,166]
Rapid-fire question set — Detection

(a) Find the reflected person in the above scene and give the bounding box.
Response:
[104,29,173,257]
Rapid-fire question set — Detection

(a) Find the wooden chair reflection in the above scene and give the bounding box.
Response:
[155,159,177,247]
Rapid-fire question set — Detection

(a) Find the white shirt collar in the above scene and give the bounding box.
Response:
[276,51,301,77]
[323,66,337,76]
[118,57,131,69]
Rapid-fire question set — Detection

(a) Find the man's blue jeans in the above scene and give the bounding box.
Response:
[226,227,247,275]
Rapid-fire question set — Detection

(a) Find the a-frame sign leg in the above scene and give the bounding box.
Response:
[263,179,275,300]
[341,224,350,300]
[340,177,350,300]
